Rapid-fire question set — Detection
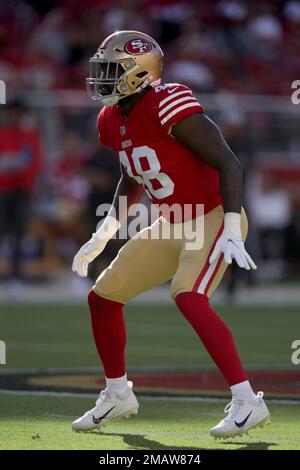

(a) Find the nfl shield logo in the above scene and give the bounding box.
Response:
[120,126,126,136]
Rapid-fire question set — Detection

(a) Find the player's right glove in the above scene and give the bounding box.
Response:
[72,215,121,277]
[209,212,257,271]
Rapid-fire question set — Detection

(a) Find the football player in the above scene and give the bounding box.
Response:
[72,31,270,438]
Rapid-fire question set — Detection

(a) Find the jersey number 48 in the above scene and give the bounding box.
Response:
[119,145,174,200]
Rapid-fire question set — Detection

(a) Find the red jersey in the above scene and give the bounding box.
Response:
[97,83,222,221]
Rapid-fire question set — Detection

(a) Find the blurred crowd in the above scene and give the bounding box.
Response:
[0,0,300,292]
[0,99,120,287]
[1,0,300,94]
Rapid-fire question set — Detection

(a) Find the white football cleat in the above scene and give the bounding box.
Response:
[72,381,139,431]
[210,391,270,439]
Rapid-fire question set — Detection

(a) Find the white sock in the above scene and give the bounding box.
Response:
[106,374,128,394]
[230,380,257,401]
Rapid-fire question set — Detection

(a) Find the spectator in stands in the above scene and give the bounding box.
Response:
[49,130,89,267]
[0,98,43,283]
[0,0,298,96]
[249,173,291,261]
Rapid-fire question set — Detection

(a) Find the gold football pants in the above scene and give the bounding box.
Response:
[93,205,248,304]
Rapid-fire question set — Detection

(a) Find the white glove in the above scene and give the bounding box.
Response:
[72,215,121,277]
[209,212,257,270]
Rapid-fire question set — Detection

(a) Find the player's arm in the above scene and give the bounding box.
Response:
[172,113,257,270]
[111,163,144,224]
[72,163,143,278]
[172,113,242,213]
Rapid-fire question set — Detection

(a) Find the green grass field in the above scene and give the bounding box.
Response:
[0,394,299,450]
[1,303,299,369]
[0,302,300,450]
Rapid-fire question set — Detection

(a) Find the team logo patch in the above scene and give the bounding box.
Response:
[124,38,152,55]
[120,125,126,136]
[122,139,132,149]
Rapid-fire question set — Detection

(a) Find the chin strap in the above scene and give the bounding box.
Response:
[101,95,121,107]
[102,74,155,107]
[135,74,153,94]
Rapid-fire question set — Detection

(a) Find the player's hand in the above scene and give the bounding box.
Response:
[72,234,108,278]
[72,215,121,277]
[209,212,257,271]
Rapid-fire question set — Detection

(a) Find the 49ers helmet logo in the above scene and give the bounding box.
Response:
[124,38,153,55]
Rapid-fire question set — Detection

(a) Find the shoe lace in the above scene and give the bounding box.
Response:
[224,398,245,421]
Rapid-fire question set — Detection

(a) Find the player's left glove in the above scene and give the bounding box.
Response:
[209,212,257,270]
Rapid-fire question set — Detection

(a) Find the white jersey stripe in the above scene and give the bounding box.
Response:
[159,96,198,118]
[160,102,202,126]
[159,90,192,107]
[197,255,220,294]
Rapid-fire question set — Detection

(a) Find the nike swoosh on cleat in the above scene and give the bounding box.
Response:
[92,405,116,425]
[234,410,253,428]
